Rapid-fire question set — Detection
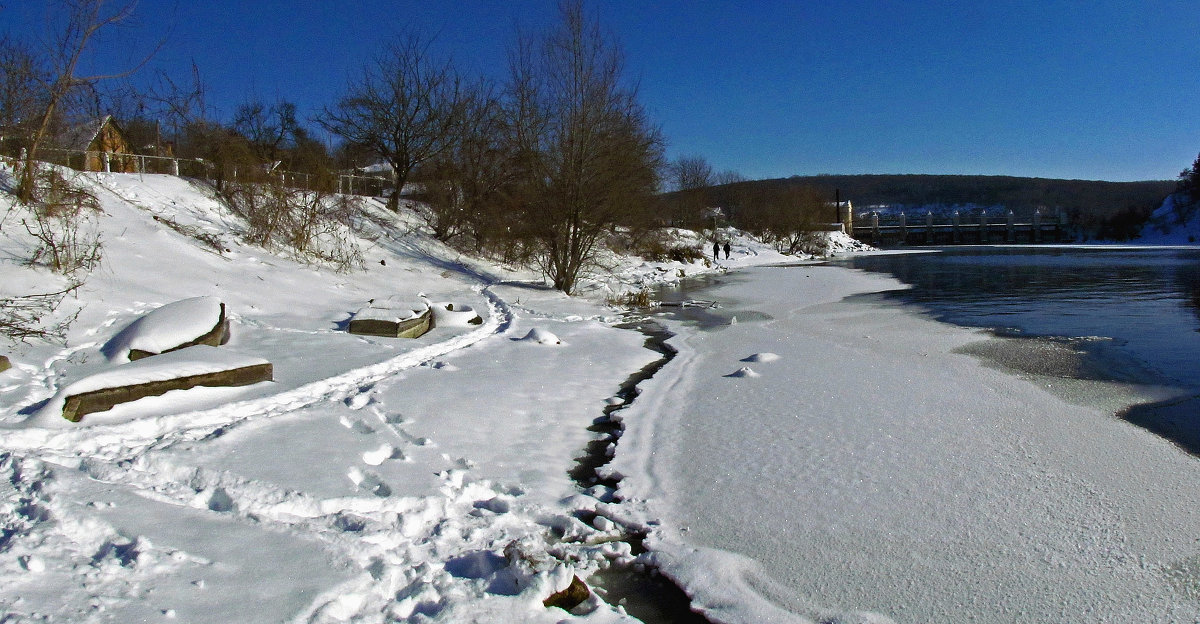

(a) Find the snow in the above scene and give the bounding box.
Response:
[1139,193,1200,244]
[517,327,563,345]
[429,301,483,327]
[1,166,767,622]
[6,164,1196,623]
[353,299,427,322]
[26,345,271,427]
[611,264,1200,623]
[101,295,224,361]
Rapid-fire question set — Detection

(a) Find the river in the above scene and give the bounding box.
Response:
[834,246,1200,453]
[617,250,1200,623]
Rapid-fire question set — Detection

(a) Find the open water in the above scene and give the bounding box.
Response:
[833,246,1200,453]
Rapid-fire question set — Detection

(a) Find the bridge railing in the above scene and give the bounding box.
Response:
[852,210,1067,244]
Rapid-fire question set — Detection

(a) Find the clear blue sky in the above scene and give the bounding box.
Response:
[5,0,1199,181]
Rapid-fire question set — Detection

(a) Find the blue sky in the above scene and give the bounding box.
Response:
[5,0,1199,181]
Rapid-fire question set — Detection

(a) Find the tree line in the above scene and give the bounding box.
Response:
[1,0,668,295]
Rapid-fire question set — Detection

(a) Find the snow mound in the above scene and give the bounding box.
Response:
[431,302,484,327]
[725,366,761,378]
[102,296,226,362]
[742,352,780,363]
[517,328,562,345]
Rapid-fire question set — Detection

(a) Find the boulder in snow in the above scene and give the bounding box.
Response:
[348,299,432,338]
[0,355,9,373]
[543,574,591,612]
[33,345,273,424]
[103,296,230,362]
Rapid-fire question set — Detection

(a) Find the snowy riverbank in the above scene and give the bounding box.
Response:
[0,168,814,622]
[10,167,1196,623]
[612,262,1200,623]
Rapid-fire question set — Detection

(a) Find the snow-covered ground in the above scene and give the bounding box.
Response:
[1141,193,1200,244]
[611,264,1200,623]
[0,167,805,622]
[7,167,1197,623]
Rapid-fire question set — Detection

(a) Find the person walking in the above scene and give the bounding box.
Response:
[713,241,720,261]
[723,242,731,259]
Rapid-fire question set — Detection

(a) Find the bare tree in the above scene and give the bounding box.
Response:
[320,32,466,211]
[738,184,826,254]
[419,80,518,248]
[232,99,298,164]
[504,1,664,294]
[668,155,714,192]
[17,0,160,202]
[713,169,746,186]
[0,36,50,158]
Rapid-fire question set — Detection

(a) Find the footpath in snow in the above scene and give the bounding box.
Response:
[612,262,1200,623]
[0,168,807,623]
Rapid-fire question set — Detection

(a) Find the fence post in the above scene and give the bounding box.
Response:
[1033,208,1042,243]
[871,211,879,242]
[952,210,961,244]
[979,210,988,244]
[898,212,907,243]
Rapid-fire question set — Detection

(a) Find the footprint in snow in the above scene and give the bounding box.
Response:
[362,444,406,466]
[725,366,761,378]
[347,467,392,497]
[345,392,375,410]
[339,415,376,435]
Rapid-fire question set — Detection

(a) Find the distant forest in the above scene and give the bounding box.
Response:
[686,174,1176,241]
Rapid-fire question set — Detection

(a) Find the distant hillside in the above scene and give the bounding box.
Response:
[694,174,1176,241]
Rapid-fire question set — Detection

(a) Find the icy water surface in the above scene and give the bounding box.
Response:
[834,246,1200,452]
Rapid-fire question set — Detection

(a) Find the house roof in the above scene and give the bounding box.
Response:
[52,115,121,152]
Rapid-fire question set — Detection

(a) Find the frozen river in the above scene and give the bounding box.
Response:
[614,257,1200,624]
[837,247,1200,454]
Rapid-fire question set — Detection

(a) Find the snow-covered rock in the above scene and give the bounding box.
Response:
[28,345,272,426]
[102,296,228,362]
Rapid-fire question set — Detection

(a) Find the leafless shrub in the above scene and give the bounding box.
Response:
[605,289,653,308]
[151,214,226,254]
[218,177,364,272]
[0,285,80,344]
[19,166,102,274]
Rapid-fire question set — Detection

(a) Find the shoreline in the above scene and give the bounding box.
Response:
[611,261,1200,623]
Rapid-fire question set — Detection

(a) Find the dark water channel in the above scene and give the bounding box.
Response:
[832,247,1200,454]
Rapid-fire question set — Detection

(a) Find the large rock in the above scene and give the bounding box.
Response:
[543,575,590,612]
[103,296,230,361]
[0,355,10,373]
[33,345,272,423]
[348,299,432,338]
